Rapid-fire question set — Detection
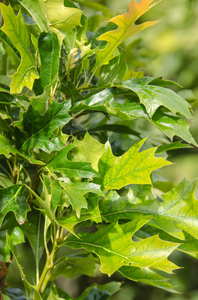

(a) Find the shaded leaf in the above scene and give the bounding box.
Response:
[57,194,102,234]
[0,4,39,93]
[156,141,192,154]
[99,139,171,191]
[22,100,72,154]
[0,185,30,227]
[96,0,159,66]
[5,288,27,300]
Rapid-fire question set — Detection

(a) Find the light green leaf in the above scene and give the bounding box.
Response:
[119,266,178,293]
[99,139,171,191]
[17,0,49,31]
[0,185,30,227]
[57,194,102,233]
[0,4,39,93]
[0,133,45,165]
[59,182,103,218]
[71,132,105,171]
[118,78,192,118]
[65,215,178,275]
[45,0,82,32]
[74,0,111,16]
[156,141,192,154]
[46,144,98,179]
[96,0,159,66]
[22,100,72,154]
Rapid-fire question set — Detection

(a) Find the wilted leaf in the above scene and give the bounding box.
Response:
[0,4,39,93]
[99,139,171,191]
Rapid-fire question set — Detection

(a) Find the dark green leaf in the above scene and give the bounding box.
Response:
[22,100,72,154]
[0,185,30,227]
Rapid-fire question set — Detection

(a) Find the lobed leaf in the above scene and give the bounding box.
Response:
[98,139,171,191]
[0,4,39,93]
[65,215,179,275]
[96,0,160,66]
[22,100,72,154]
[0,185,30,227]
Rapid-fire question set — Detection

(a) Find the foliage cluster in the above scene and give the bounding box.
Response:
[0,0,198,299]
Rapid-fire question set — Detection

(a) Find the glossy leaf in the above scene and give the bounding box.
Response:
[96,0,159,66]
[0,4,39,93]
[38,31,59,91]
[46,144,98,179]
[17,0,49,31]
[119,266,178,293]
[45,0,82,32]
[22,100,71,154]
[118,78,192,118]
[5,288,27,300]
[0,185,30,227]
[99,139,171,191]
[71,132,105,171]
[66,215,178,275]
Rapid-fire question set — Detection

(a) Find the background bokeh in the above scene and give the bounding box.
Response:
[2,0,198,299]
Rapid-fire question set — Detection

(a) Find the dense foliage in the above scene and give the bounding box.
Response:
[0,0,198,299]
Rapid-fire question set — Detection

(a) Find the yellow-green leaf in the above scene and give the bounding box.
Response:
[96,0,160,66]
[99,139,171,191]
[0,4,39,93]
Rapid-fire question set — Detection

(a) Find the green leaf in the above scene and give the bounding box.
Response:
[22,100,72,154]
[0,133,45,165]
[71,132,105,171]
[46,144,98,179]
[119,266,178,293]
[5,288,27,300]
[74,0,111,16]
[57,194,102,233]
[99,139,171,191]
[45,0,82,32]
[156,141,192,154]
[152,111,197,145]
[0,185,30,227]
[17,0,49,31]
[65,215,178,275]
[51,255,96,280]
[96,0,159,66]
[0,4,39,93]
[117,78,192,118]
[38,31,60,91]
[98,48,128,86]
[59,182,103,218]
[21,210,45,262]
[0,30,20,58]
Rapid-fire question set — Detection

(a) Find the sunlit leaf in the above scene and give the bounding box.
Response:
[66,215,178,275]
[96,0,159,66]
[0,4,39,93]
[99,139,171,191]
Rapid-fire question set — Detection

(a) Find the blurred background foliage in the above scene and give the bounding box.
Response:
[1,0,198,299]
